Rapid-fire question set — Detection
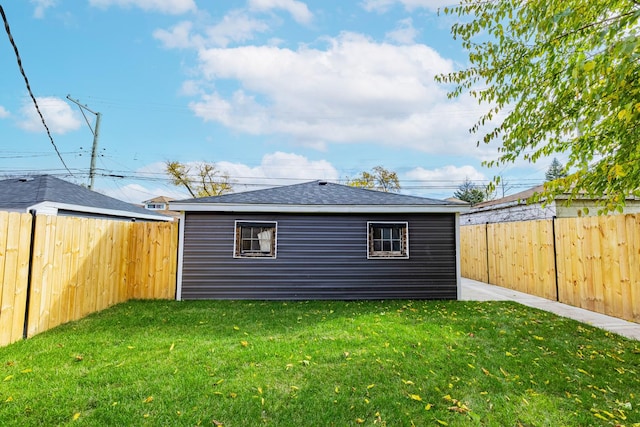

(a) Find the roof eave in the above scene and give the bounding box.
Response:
[169,202,469,214]
[30,201,173,221]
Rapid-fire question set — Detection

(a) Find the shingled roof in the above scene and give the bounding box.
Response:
[0,175,170,221]
[170,180,468,214]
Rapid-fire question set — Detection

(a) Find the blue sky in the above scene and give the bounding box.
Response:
[0,0,552,203]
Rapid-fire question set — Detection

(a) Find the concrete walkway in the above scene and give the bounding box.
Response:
[460,278,640,341]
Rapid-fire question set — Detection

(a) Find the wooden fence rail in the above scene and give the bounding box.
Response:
[0,212,178,347]
[460,214,640,323]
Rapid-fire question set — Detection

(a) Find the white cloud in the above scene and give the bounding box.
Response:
[404,165,487,199]
[406,165,486,183]
[218,152,339,188]
[179,80,203,96]
[153,21,199,49]
[361,0,453,13]
[17,97,81,134]
[124,153,339,199]
[100,182,188,204]
[204,10,270,47]
[385,18,418,44]
[154,11,269,49]
[248,0,313,24]
[30,0,57,18]
[0,106,10,119]
[186,32,494,158]
[89,0,196,14]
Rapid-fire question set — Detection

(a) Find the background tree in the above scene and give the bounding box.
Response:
[453,178,487,205]
[545,158,568,182]
[166,161,233,198]
[438,0,640,212]
[346,166,401,192]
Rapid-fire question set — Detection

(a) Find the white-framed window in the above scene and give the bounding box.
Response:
[367,222,409,259]
[145,203,166,210]
[234,221,277,258]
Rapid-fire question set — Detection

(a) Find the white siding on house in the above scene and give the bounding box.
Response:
[556,201,640,217]
[461,202,556,225]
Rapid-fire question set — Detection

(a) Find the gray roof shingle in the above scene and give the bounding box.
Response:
[0,175,166,218]
[174,180,462,206]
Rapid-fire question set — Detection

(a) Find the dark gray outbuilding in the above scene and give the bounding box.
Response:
[170,181,468,301]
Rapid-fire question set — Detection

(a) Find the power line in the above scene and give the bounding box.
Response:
[0,5,73,175]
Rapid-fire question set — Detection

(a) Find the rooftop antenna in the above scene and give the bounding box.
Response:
[66,95,102,190]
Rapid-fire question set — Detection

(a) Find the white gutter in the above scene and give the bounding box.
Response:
[29,201,173,221]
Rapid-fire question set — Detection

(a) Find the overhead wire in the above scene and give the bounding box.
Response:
[0,5,73,175]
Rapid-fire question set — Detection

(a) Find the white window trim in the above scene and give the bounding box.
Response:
[146,203,166,210]
[233,220,278,259]
[366,221,409,260]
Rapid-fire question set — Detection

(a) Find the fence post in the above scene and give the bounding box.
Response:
[551,216,559,302]
[22,211,37,339]
[485,222,490,284]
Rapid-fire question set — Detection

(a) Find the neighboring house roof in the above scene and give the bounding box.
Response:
[462,184,640,224]
[0,175,171,221]
[143,196,173,204]
[143,195,181,218]
[472,185,545,209]
[170,180,469,214]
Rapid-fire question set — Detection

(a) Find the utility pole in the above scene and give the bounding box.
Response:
[66,95,102,190]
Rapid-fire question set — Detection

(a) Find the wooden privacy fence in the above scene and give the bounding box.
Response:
[0,212,179,347]
[460,214,640,323]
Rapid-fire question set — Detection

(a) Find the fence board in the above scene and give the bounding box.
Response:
[14,214,179,342]
[10,213,32,343]
[626,215,640,321]
[462,213,640,323]
[616,216,631,320]
[0,212,32,346]
[7,214,178,343]
[459,224,488,282]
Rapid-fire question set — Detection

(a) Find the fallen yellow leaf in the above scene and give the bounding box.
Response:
[143,396,154,403]
[409,394,422,401]
[72,413,81,421]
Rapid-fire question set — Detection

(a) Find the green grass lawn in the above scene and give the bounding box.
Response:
[0,300,638,426]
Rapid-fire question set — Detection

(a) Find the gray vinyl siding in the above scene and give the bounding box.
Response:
[181,212,457,300]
